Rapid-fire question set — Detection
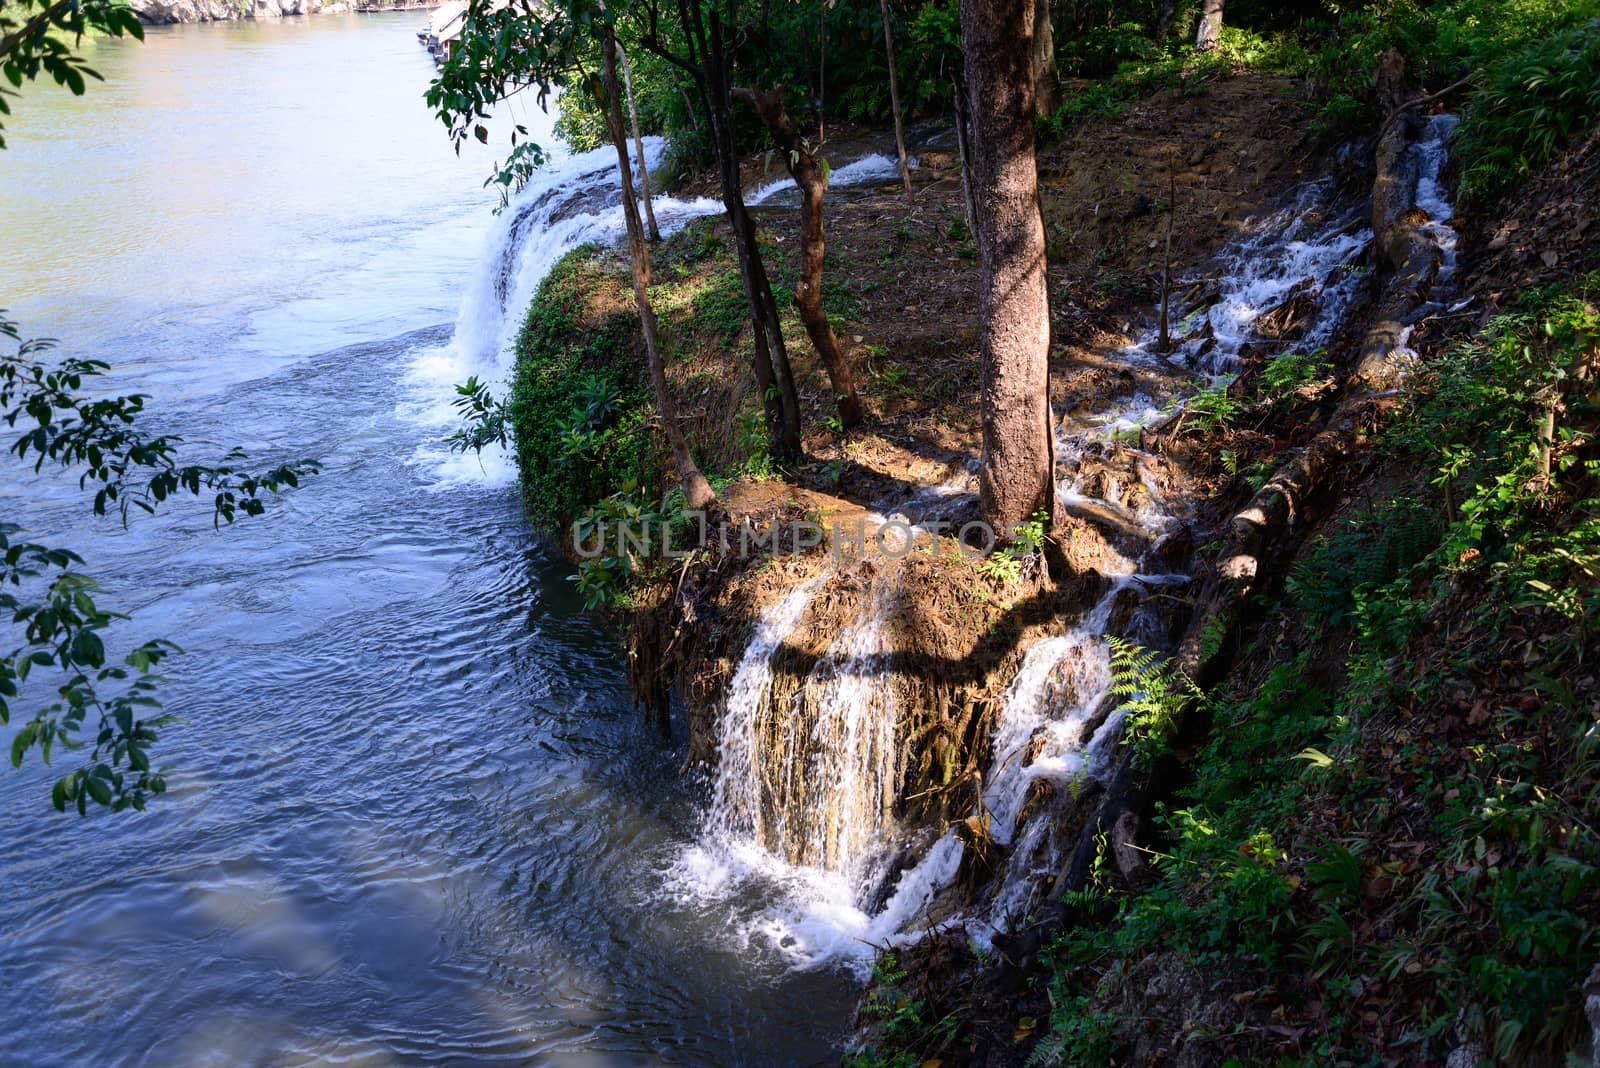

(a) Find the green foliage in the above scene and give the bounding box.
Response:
[446,375,508,454]
[845,952,958,1068]
[1106,637,1206,768]
[1384,276,1600,644]
[1286,494,1439,636]
[570,481,691,610]
[1456,17,1600,199]
[425,0,603,200]
[1184,380,1243,433]
[506,247,658,533]
[0,0,145,149]
[1289,0,1600,199]
[1,315,317,812]
[1032,279,1600,1064]
[977,509,1049,584]
[1038,23,1305,143]
[1257,348,1327,400]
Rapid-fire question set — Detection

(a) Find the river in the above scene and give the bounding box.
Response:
[0,13,853,1066]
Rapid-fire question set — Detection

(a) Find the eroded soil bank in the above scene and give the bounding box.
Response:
[507,66,1599,1067]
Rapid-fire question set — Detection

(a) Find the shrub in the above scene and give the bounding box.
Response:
[507,247,660,533]
[1456,18,1600,199]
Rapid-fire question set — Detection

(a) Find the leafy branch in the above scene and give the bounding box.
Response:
[1,314,318,811]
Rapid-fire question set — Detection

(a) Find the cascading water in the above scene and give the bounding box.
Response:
[675,572,920,968]
[1414,113,1462,288]
[407,139,914,485]
[679,166,1436,971]
[709,581,824,853]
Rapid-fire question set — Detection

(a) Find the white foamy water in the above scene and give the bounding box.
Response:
[407,143,920,485]
[674,170,1455,969]
[1413,112,1462,290]
[746,152,915,205]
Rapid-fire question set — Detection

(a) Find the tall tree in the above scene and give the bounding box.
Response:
[960,0,1055,536]
[878,0,914,204]
[733,84,864,429]
[636,1,805,462]
[1195,0,1224,52]
[1032,0,1060,118]
[599,27,717,512]
[617,41,661,243]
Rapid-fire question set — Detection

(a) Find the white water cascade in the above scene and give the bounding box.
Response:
[678,166,1426,972]
[407,137,909,485]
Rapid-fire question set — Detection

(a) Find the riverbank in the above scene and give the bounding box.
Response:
[498,50,1600,1061]
[130,0,352,25]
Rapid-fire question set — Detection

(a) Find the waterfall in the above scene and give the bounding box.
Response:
[705,575,902,884]
[708,581,823,854]
[409,138,922,486]
[1170,180,1371,378]
[676,172,1427,972]
[452,138,724,378]
[1413,113,1462,288]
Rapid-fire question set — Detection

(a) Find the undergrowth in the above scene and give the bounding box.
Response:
[1039,1,1600,204]
[508,246,659,535]
[1025,276,1600,1064]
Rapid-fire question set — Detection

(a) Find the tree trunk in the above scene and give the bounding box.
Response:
[1032,0,1060,118]
[878,0,914,205]
[702,40,804,462]
[600,28,716,515]
[1194,0,1224,52]
[1153,0,1179,42]
[960,0,1055,537]
[734,84,864,429]
[619,42,661,243]
[644,5,805,463]
[951,66,978,238]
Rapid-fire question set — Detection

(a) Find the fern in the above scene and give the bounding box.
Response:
[1107,637,1206,768]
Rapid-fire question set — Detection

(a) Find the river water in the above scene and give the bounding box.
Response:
[0,14,852,1066]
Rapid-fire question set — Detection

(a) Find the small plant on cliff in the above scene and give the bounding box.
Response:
[446,375,509,454]
[977,509,1049,584]
[1106,637,1206,769]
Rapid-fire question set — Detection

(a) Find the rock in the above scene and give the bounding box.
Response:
[1059,496,1152,552]
[1253,279,1317,340]
[1150,524,1194,573]
[130,0,344,23]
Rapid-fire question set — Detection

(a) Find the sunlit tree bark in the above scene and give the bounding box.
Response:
[959,0,1055,536]
[1195,0,1224,52]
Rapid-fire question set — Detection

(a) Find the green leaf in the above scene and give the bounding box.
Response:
[70,628,105,668]
[85,775,112,806]
[11,724,35,768]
